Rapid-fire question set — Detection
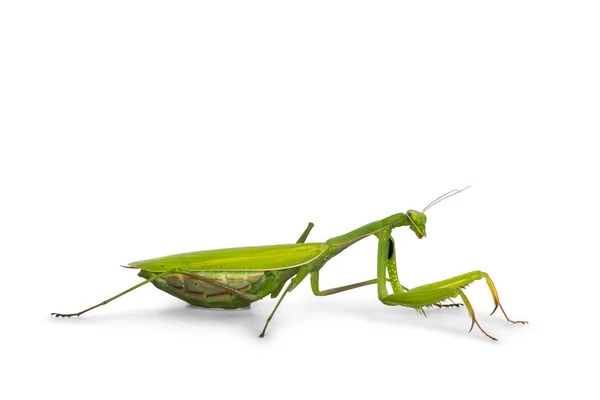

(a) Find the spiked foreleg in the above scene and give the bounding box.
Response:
[482,272,527,324]
[382,236,462,308]
[383,286,497,340]
[409,271,527,325]
[373,231,525,340]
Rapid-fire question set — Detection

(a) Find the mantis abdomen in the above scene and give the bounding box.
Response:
[138,268,299,309]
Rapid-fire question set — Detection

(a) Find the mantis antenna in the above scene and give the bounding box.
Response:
[422,185,471,213]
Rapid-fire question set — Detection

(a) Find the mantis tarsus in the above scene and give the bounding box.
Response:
[52,187,527,340]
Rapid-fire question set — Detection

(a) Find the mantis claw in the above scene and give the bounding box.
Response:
[490,304,499,316]
[458,290,498,341]
[469,318,498,341]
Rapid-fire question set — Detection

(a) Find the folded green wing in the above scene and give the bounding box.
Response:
[128,243,328,272]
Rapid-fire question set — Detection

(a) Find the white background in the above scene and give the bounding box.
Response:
[1,1,598,399]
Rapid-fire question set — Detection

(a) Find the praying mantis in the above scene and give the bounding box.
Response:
[52,187,527,340]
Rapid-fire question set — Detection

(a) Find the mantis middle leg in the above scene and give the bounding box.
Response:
[296,222,315,244]
[309,236,461,312]
[309,236,397,297]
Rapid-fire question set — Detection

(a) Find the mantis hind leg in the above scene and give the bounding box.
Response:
[259,281,292,337]
[52,268,259,318]
[175,269,259,301]
[259,266,313,337]
[51,270,174,318]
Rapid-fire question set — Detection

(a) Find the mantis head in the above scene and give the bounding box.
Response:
[410,186,471,239]
[407,210,427,239]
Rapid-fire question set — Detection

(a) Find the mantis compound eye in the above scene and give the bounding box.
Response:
[407,210,427,239]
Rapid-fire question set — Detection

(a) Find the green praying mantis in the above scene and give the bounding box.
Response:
[52,187,527,340]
